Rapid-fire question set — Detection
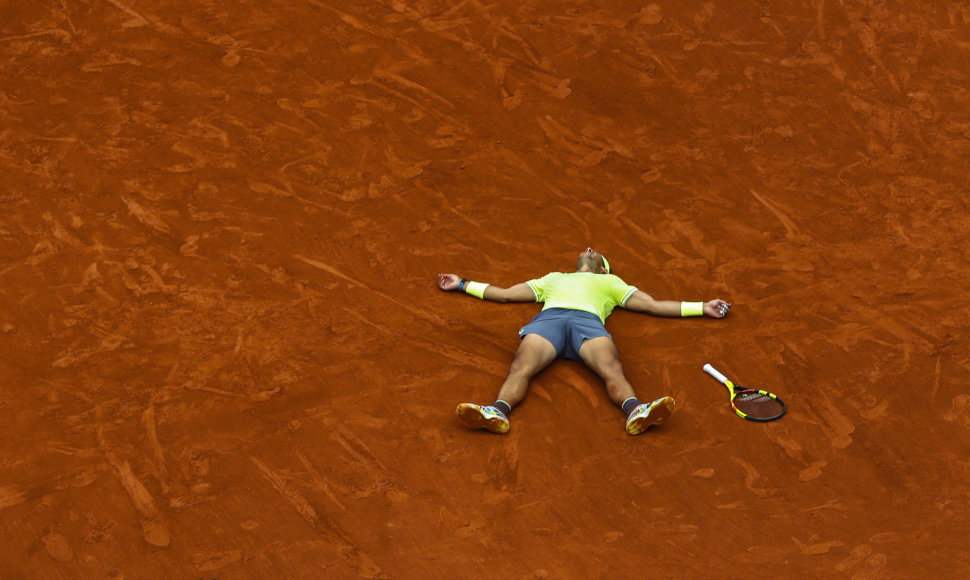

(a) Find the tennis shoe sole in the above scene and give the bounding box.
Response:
[456,403,510,434]
[625,396,676,435]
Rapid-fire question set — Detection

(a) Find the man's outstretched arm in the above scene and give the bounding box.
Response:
[438,273,535,303]
[624,290,731,319]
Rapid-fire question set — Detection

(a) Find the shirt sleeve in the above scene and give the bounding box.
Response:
[612,276,638,307]
[525,273,553,303]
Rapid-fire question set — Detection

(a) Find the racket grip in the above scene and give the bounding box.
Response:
[703,363,730,385]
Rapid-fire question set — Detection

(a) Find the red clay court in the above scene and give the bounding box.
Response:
[2,1,970,578]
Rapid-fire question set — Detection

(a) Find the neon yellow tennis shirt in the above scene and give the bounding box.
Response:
[526,272,639,323]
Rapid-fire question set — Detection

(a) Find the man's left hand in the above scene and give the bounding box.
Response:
[704,299,732,318]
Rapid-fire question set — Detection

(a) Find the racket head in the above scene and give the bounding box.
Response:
[730,387,786,422]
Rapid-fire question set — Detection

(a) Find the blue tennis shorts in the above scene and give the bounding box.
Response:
[518,308,612,361]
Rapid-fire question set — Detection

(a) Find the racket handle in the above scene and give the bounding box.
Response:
[703,363,730,385]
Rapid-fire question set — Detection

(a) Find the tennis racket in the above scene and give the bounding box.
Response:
[703,364,786,422]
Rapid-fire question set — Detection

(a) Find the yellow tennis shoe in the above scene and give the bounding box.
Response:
[456,403,510,434]
[625,396,675,435]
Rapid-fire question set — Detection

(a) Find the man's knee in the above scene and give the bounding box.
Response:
[510,350,547,376]
[583,346,625,380]
[598,356,625,379]
[508,356,532,377]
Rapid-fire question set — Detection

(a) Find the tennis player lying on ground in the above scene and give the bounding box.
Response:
[438,248,731,435]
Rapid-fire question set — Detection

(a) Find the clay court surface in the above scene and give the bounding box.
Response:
[3,0,970,577]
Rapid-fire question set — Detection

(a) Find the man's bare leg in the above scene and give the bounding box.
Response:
[495,333,558,407]
[578,336,675,434]
[457,333,557,433]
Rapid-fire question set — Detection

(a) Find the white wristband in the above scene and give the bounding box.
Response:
[681,301,704,317]
[465,281,489,299]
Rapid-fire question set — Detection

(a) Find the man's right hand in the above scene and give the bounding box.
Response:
[438,273,461,291]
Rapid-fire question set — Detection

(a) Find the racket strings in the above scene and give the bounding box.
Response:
[734,391,785,419]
